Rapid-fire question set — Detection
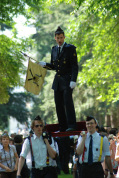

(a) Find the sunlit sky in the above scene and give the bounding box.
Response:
[2,15,36,38]
[14,15,36,38]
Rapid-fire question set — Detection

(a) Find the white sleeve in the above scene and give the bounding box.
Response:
[50,137,56,152]
[76,135,82,149]
[20,138,30,159]
[103,136,110,156]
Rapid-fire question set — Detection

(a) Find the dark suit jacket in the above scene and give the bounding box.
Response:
[45,42,78,91]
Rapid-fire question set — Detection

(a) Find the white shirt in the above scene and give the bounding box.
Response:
[77,132,110,164]
[50,140,59,167]
[58,42,65,53]
[0,144,3,150]
[20,134,56,169]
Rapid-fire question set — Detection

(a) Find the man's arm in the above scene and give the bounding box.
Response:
[115,143,119,161]
[17,156,25,176]
[70,46,78,82]
[44,139,57,159]
[14,151,19,171]
[105,156,115,178]
[76,132,86,155]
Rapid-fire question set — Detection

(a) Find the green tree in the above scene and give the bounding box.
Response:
[51,0,119,103]
[0,89,36,130]
[0,34,30,103]
[70,0,119,103]
[0,0,47,24]
[0,0,47,104]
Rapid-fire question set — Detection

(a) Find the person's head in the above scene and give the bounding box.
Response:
[86,116,97,134]
[1,132,10,148]
[9,137,14,145]
[96,125,100,133]
[14,135,23,144]
[108,134,114,142]
[55,26,65,46]
[31,115,44,136]
[10,133,16,138]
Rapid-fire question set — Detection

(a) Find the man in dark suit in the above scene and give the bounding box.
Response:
[39,26,78,132]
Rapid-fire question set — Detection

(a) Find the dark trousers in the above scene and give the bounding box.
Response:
[79,163,104,178]
[0,171,16,178]
[54,88,76,131]
[31,167,57,178]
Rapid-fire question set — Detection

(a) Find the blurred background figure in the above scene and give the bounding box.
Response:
[108,134,118,176]
[56,136,71,174]
[0,132,19,178]
[14,134,30,178]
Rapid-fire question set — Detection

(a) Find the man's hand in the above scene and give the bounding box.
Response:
[42,131,48,140]
[42,132,52,144]
[5,166,12,172]
[80,131,87,139]
[110,173,115,178]
[70,81,76,89]
[39,61,46,67]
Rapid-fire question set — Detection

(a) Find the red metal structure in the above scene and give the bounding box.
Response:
[45,121,87,137]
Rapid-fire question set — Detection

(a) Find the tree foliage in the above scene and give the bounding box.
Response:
[0,34,30,103]
[0,89,36,130]
[0,0,46,104]
[0,0,47,24]
[55,0,119,103]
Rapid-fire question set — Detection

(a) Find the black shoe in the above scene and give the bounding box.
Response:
[66,128,76,132]
[54,130,60,133]
[55,130,66,133]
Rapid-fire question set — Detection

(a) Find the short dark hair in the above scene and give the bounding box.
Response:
[55,26,64,36]
[34,115,42,121]
[14,135,23,143]
[86,116,96,123]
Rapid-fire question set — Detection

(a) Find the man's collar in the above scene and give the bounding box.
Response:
[58,42,65,48]
[87,131,97,138]
[33,133,42,139]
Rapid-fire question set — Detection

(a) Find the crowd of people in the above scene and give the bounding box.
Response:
[1,25,118,178]
[0,115,119,178]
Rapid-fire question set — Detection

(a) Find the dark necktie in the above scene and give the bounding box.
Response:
[58,47,61,55]
[88,135,93,164]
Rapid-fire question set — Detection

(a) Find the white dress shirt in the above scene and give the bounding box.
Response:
[77,132,110,164]
[58,42,65,52]
[20,134,56,169]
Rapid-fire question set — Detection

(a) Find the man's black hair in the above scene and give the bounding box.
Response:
[34,115,42,121]
[55,26,64,35]
[86,116,96,123]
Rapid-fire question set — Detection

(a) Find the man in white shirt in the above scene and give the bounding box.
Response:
[76,116,115,178]
[17,115,57,178]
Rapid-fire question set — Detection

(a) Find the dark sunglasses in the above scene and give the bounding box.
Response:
[35,124,43,128]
